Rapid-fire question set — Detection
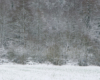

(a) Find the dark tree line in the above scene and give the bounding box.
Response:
[0,0,100,66]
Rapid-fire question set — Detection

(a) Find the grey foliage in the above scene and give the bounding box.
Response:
[0,0,100,66]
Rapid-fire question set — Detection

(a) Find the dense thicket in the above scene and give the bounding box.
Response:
[0,0,100,66]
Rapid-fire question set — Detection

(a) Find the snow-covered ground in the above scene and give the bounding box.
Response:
[0,64,100,80]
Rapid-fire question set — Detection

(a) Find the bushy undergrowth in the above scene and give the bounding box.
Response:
[0,31,100,66]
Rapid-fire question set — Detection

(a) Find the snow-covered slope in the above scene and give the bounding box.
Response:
[0,64,100,80]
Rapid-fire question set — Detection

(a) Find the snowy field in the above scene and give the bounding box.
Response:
[0,64,100,80]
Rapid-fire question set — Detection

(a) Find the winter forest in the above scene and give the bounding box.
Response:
[0,0,100,66]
